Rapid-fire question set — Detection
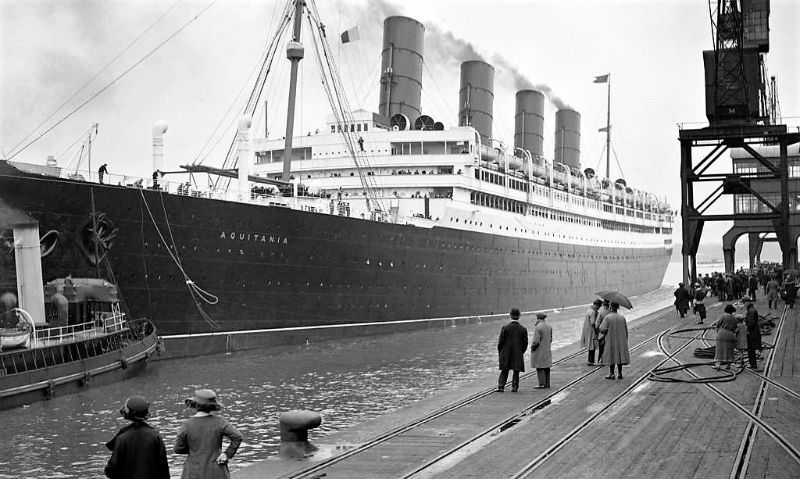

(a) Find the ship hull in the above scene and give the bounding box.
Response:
[0,161,670,356]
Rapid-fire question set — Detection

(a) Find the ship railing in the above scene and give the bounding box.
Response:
[30,314,128,347]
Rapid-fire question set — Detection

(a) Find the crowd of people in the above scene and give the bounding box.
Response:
[104,389,242,479]
[497,298,632,392]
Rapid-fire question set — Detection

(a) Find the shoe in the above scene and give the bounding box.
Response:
[587,362,596,366]
[605,375,616,379]
[712,366,721,371]
[617,375,623,380]
[534,385,547,389]
[511,388,518,393]
[495,388,504,393]
[725,364,731,370]
[695,321,703,324]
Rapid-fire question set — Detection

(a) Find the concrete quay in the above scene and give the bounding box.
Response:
[238,298,800,478]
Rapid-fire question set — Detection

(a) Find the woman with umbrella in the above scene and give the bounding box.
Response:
[598,300,631,380]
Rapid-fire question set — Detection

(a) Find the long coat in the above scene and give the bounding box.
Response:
[105,421,170,479]
[580,307,598,350]
[674,287,691,313]
[497,320,528,372]
[531,321,553,369]
[745,307,762,350]
[599,312,630,365]
[175,414,243,479]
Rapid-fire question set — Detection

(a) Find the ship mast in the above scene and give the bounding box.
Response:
[605,74,611,179]
[282,0,305,183]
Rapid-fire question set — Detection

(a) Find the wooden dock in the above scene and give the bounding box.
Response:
[238,299,800,478]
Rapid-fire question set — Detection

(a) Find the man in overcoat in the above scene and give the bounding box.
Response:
[744,299,763,372]
[598,302,630,379]
[531,312,553,388]
[581,299,602,365]
[497,308,528,392]
[674,283,691,318]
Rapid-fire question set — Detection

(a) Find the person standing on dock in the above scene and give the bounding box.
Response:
[767,276,780,310]
[712,304,738,370]
[104,396,170,479]
[748,274,759,301]
[595,299,610,364]
[581,299,602,365]
[531,312,553,389]
[693,283,708,325]
[744,299,763,372]
[598,302,630,380]
[673,283,691,318]
[496,308,528,393]
[175,389,243,479]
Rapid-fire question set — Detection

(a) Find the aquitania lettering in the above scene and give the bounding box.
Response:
[219,231,288,245]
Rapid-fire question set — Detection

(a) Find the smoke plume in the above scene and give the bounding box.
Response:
[491,54,571,110]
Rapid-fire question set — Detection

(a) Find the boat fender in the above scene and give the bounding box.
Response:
[82,371,92,387]
[120,357,128,369]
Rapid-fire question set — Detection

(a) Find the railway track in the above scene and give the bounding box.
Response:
[280,311,687,479]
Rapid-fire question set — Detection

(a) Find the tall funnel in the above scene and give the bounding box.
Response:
[379,16,425,124]
[554,109,581,170]
[514,90,545,157]
[458,61,494,144]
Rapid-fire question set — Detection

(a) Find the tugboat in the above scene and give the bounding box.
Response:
[0,222,159,410]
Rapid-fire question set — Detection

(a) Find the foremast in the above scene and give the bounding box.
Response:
[282,0,305,182]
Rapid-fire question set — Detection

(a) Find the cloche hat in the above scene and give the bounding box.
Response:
[185,389,223,410]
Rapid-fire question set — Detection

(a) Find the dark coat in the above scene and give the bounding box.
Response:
[673,287,691,312]
[497,320,528,372]
[745,307,762,350]
[105,421,170,479]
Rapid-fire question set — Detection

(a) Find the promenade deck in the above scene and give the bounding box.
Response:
[238,297,800,478]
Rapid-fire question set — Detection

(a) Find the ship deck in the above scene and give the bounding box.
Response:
[238,297,800,478]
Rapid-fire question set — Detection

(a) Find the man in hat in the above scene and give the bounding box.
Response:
[531,312,553,388]
[581,299,602,365]
[105,396,170,479]
[744,298,763,372]
[496,308,528,392]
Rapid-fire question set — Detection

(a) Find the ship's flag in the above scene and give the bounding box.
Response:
[593,74,609,83]
[340,26,360,43]
[598,126,610,132]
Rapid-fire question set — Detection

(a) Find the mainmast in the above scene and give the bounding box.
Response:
[282,0,305,182]
[605,74,611,179]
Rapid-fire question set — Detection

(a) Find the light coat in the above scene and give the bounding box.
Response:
[175,414,243,479]
[530,320,553,368]
[599,312,630,365]
[580,307,598,350]
[497,320,528,372]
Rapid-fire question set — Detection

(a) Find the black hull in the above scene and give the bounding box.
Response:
[0,161,670,353]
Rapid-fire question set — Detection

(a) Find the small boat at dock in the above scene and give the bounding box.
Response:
[0,277,160,410]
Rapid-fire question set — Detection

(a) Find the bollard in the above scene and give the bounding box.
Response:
[279,410,322,458]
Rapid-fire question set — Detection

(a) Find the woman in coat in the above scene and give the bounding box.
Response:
[598,302,630,379]
[581,299,602,365]
[531,312,553,388]
[712,304,738,370]
[175,389,243,479]
[673,283,691,318]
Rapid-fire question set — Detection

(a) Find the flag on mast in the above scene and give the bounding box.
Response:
[598,126,610,132]
[340,26,360,43]
[593,74,609,83]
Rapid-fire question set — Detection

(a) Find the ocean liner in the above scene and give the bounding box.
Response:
[0,1,672,357]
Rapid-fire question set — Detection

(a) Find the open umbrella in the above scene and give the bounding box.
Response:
[594,291,633,309]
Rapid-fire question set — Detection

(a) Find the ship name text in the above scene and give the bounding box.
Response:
[220,231,288,245]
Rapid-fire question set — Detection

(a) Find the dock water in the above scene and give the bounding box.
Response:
[239,297,800,478]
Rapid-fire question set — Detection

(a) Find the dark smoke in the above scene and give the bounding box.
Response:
[491,54,571,110]
[426,24,485,64]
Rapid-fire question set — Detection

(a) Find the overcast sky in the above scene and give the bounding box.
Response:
[2,0,798,252]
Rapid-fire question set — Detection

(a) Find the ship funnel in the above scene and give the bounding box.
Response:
[514,90,545,157]
[458,60,494,144]
[152,120,169,174]
[13,223,46,326]
[554,109,580,170]
[237,115,252,201]
[379,16,425,125]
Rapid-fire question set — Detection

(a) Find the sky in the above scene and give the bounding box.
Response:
[1,0,799,255]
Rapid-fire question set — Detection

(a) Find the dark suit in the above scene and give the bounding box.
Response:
[497,320,528,392]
